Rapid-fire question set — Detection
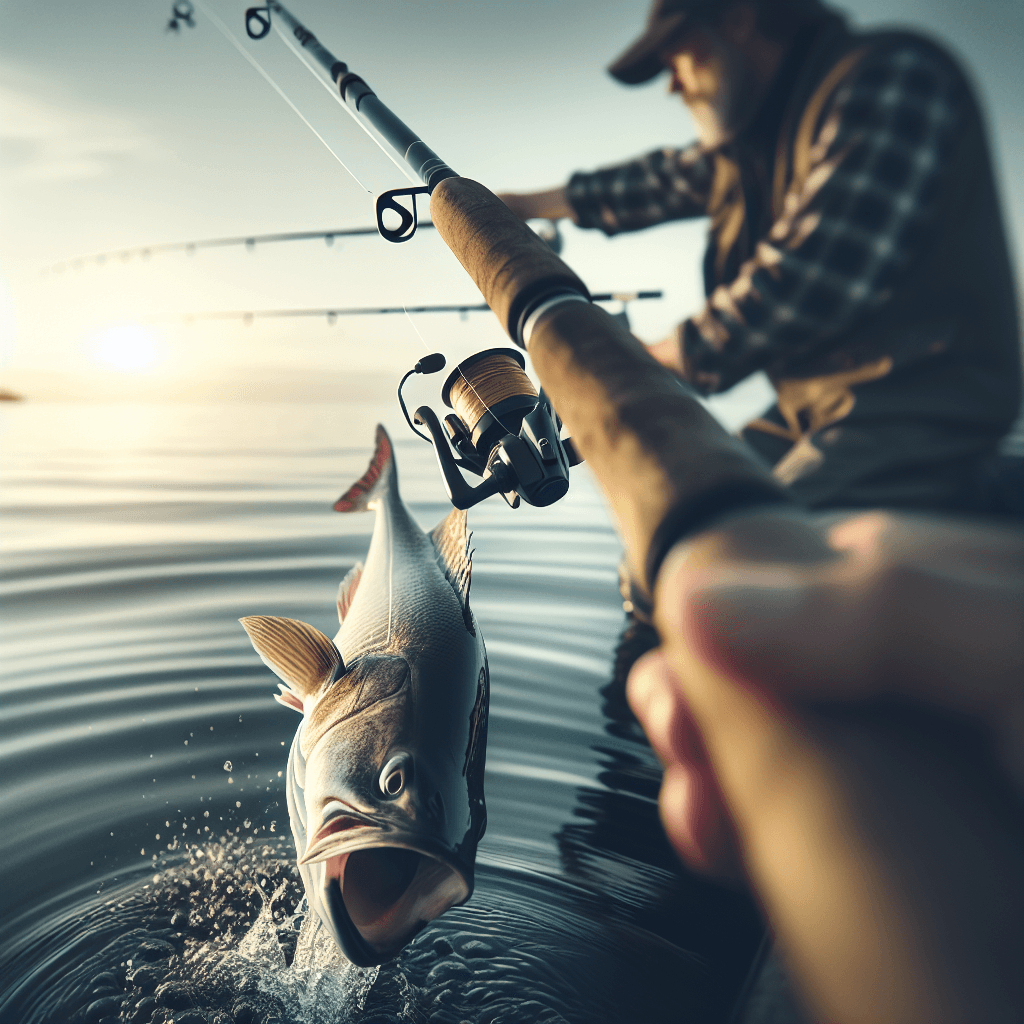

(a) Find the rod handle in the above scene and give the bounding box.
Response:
[430,177,590,341]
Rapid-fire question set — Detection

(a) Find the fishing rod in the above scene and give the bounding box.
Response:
[241,0,457,243]
[46,224,417,273]
[149,292,662,326]
[45,220,564,274]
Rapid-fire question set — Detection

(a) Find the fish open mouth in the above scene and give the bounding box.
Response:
[313,843,471,967]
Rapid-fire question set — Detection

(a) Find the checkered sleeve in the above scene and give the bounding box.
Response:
[680,42,964,395]
[566,143,713,234]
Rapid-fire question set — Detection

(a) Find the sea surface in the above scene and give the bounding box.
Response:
[0,400,766,1024]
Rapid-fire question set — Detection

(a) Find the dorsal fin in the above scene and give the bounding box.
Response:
[333,425,397,513]
[240,616,343,705]
[430,508,474,633]
[337,562,364,624]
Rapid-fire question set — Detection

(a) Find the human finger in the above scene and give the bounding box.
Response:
[627,650,744,878]
[660,515,1024,710]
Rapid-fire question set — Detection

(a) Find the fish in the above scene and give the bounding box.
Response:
[240,425,489,967]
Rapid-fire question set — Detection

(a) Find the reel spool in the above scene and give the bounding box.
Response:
[400,348,582,510]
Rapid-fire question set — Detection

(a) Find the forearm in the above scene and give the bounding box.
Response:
[496,186,575,223]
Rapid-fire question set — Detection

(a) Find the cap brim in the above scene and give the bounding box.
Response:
[607,11,690,85]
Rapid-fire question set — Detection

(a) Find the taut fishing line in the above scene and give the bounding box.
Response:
[401,306,433,353]
[190,0,372,192]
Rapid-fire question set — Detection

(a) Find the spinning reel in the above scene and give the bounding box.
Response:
[398,348,582,510]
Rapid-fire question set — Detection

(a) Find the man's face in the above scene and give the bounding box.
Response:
[662,20,761,148]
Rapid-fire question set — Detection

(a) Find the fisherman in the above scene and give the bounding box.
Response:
[499,0,1022,512]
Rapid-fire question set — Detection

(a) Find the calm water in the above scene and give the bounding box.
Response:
[0,401,763,1024]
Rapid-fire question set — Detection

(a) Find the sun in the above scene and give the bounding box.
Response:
[88,324,167,374]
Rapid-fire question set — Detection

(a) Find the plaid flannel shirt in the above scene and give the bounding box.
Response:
[566,41,964,395]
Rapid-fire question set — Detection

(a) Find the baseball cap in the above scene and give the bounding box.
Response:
[608,0,720,84]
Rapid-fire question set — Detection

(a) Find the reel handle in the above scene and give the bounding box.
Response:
[413,406,507,509]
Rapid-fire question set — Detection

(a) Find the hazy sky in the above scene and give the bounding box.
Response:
[0,0,1020,400]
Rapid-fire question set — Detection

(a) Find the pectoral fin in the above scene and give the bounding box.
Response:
[240,615,343,705]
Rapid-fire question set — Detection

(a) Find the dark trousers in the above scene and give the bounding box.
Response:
[741,406,1003,513]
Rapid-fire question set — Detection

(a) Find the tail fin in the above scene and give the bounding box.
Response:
[333,425,398,513]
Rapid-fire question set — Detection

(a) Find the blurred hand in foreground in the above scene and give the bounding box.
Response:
[627,509,1024,1023]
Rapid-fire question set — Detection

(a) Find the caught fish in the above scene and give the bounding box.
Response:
[240,425,488,966]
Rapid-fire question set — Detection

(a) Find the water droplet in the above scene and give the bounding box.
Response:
[155,834,161,840]
[223,761,232,772]
[140,848,145,856]
[203,810,209,818]
[277,771,282,778]
[235,801,241,808]
[228,777,234,784]
[243,819,251,828]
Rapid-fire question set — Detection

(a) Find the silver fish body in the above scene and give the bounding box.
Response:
[241,425,488,966]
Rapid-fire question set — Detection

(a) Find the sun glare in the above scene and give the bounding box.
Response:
[88,324,167,374]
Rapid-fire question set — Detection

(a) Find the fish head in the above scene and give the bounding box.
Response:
[298,650,487,966]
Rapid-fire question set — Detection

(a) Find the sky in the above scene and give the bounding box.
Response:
[0,0,1021,402]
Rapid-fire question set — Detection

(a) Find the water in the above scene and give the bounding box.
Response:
[0,401,764,1024]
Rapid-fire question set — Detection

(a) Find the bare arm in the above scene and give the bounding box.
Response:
[495,186,575,223]
[629,511,1024,1023]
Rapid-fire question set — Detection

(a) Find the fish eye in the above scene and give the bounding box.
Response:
[378,754,411,798]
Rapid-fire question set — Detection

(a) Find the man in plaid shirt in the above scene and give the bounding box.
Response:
[500,0,1021,511]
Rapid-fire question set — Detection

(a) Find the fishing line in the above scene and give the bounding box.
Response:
[457,365,519,440]
[191,0,371,192]
[401,305,433,353]
[272,22,420,186]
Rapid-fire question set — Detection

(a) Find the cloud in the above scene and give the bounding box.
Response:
[0,70,159,183]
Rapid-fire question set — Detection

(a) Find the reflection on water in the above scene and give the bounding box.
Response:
[0,402,763,1023]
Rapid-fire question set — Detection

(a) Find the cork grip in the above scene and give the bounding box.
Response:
[430,177,590,340]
